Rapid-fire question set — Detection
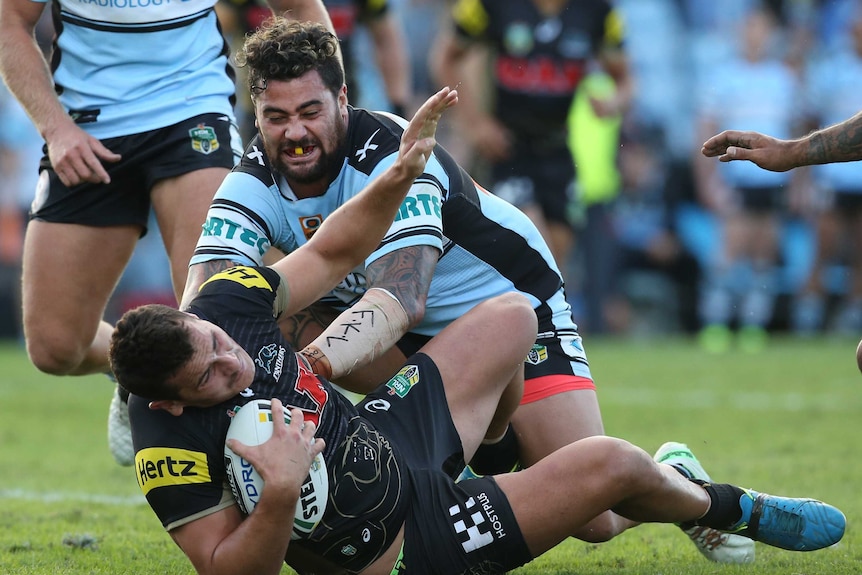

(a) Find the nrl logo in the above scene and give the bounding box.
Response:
[189,124,220,155]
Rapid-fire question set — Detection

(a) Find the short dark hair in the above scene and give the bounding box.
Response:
[236,18,344,99]
[108,304,194,400]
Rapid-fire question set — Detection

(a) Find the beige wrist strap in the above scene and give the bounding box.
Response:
[302,288,409,379]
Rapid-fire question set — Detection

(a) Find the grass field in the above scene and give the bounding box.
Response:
[2,335,861,574]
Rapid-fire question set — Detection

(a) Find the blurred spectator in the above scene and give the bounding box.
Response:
[431,0,633,285]
[567,71,626,334]
[792,3,862,335]
[611,122,702,335]
[0,83,42,339]
[691,4,804,352]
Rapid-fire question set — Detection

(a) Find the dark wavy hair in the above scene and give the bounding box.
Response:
[108,304,195,400]
[236,17,344,99]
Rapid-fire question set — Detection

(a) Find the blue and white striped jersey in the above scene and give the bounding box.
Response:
[192,107,579,337]
[39,0,236,139]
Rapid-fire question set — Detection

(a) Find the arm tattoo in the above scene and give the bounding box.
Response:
[279,304,341,348]
[179,259,239,310]
[809,114,862,165]
[366,245,439,321]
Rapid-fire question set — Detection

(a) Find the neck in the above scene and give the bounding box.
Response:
[289,179,329,199]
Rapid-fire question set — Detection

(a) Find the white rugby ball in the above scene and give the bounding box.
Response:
[224,399,328,540]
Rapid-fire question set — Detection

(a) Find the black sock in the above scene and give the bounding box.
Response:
[468,424,520,475]
[683,481,745,531]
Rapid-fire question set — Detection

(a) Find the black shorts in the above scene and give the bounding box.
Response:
[359,353,532,574]
[490,147,576,226]
[30,113,240,235]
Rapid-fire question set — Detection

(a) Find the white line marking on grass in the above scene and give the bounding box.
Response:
[0,489,145,506]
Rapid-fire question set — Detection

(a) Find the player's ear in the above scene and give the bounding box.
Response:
[149,400,185,417]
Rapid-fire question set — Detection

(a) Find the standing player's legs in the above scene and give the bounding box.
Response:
[22,220,141,375]
[151,166,231,301]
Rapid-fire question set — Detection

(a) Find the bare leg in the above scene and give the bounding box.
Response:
[22,220,140,375]
[495,436,710,557]
[420,293,535,461]
[513,389,639,542]
[151,166,230,301]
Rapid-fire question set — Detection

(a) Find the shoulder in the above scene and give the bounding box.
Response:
[193,266,283,318]
[233,134,278,185]
[344,107,402,175]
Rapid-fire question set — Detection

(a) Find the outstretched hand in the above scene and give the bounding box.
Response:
[397,87,458,178]
[701,130,796,172]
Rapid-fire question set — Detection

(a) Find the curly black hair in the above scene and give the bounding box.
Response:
[236,17,344,99]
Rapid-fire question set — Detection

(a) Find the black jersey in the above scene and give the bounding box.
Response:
[452,0,624,142]
[130,266,408,573]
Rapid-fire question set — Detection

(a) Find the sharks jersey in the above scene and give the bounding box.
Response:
[192,106,580,341]
[39,0,236,139]
[130,266,407,572]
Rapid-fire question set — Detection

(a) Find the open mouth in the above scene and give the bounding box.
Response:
[285,145,317,158]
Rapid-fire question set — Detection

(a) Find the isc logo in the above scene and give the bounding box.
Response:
[136,448,210,495]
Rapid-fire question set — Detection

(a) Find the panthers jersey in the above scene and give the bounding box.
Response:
[192,106,579,340]
[130,266,407,572]
[38,0,236,139]
[450,0,624,142]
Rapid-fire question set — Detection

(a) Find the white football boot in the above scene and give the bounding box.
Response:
[107,385,134,466]
[654,441,756,564]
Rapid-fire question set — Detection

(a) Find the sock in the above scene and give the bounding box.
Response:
[468,424,520,475]
[682,481,746,531]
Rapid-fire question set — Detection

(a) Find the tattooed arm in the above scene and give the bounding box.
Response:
[179,260,240,311]
[701,110,862,172]
[298,245,439,384]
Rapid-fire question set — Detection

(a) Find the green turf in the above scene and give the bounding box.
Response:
[1,336,859,574]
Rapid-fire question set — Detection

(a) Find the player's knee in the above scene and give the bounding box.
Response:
[25,334,86,375]
[490,293,537,342]
[575,511,625,543]
[584,437,650,487]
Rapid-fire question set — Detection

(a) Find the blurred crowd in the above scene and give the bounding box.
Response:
[2,0,862,351]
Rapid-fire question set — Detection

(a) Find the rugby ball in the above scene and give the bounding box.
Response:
[224,399,328,540]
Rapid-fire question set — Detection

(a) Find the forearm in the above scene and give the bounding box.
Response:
[370,18,411,111]
[300,288,409,379]
[0,19,70,140]
[802,111,862,166]
[304,164,416,282]
[207,496,297,575]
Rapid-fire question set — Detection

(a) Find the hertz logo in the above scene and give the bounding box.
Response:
[201,266,271,292]
[136,448,211,495]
